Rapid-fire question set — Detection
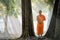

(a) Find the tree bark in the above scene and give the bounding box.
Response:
[4,10,8,32]
[45,0,59,38]
[21,0,35,38]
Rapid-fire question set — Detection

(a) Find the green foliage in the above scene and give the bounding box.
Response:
[0,0,19,18]
[0,0,10,7]
[32,0,54,5]
[47,0,54,5]
[9,0,18,18]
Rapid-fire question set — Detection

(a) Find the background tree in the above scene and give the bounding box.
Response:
[0,0,18,31]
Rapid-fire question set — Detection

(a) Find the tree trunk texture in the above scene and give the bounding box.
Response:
[4,9,8,32]
[54,0,60,40]
[45,0,59,38]
[21,0,35,39]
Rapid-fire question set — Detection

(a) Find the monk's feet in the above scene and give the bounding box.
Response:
[38,36,47,40]
[38,37,41,40]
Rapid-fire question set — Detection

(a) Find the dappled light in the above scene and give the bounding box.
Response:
[31,0,54,37]
[0,0,22,39]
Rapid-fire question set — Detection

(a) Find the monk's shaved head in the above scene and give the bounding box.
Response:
[39,10,42,15]
[39,10,42,13]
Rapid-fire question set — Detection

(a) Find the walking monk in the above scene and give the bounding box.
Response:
[37,10,46,38]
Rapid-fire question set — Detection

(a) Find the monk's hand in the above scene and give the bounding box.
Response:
[39,20,43,24]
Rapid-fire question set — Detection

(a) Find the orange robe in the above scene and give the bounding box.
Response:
[37,14,46,35]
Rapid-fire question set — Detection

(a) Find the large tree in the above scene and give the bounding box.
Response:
[0,0,18,31]
[45,0,59,38]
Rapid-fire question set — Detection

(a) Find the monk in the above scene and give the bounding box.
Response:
[37,10,46,38]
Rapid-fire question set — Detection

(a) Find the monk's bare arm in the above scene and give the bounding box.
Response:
[37,16,38,21]
[44,15,46,21]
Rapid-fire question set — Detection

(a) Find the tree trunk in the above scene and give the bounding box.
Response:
[21,0,35,39]
[4,8,8,32]
[45,0,59,38]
